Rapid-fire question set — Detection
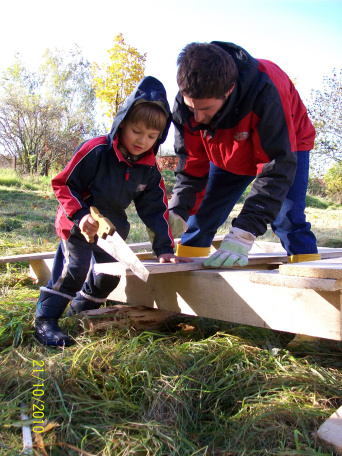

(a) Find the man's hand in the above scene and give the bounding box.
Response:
[158,253,193,264]
[147,211,188,243]
[204,227,256,268]
[80,214,100,242]
[168,211,188,238]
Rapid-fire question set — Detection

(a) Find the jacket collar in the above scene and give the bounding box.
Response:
[113,136,156,167]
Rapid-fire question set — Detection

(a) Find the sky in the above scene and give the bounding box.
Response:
[1,0,341,149]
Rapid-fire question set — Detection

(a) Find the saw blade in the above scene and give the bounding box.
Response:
[97,233,150,282]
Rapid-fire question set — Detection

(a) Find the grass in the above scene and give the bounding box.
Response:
[0,168,342,455]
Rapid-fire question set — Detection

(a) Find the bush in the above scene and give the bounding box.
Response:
[307,177,327,197]
[323,162,342,203]
[157,155,179,171]
[161,169,176,195]
[305,194,329,209]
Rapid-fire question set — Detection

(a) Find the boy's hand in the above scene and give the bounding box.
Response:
[80,214,100,242]
[158,253,193,264]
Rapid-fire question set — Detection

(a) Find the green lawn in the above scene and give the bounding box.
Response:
[0,169,341,455]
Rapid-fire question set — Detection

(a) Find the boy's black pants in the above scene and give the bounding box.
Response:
[39,239,120,311]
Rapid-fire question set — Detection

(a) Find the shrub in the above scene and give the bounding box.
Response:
[323,162,342,203]
[307,177,327,197]
[161,169,176,195]
[157,155,179,171]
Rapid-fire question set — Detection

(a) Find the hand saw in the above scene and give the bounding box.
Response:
[83,206,149,282]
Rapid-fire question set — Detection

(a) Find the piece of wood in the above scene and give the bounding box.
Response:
[317,406,342,455]
[94,253,290,277]
[95,250,342,278]
[286,334,321,348]
[249,270,342,291]
[77,304,183,332]
[95,257,207,276]
[108,269,342,340]
[279,257,342,280]
[0,251,55,264]
[30,258,54,285]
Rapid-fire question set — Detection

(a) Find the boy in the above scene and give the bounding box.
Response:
[34,76,190,347]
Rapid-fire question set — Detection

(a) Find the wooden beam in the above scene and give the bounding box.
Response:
[0,251,55,264]
[317,405,342,455]
[249,270,342,291]
[107,269,342,341]
[279,257,342,280]
[30,259,54,285]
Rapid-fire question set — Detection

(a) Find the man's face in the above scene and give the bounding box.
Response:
[183,86,234,124]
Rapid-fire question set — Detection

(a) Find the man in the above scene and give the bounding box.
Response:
[169,41,320,267]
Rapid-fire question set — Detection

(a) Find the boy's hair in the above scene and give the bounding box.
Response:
[177,42,238,99]
[125,102,167,132]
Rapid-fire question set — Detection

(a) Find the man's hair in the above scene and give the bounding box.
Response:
[125,102,167,131]
[177,42,238,99]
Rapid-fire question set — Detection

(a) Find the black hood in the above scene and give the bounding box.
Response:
[107,76,172,155]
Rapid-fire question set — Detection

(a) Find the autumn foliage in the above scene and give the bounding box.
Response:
[156,155,179,172]
[92,33,146,120]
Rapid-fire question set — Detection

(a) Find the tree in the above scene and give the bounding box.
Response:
[0,87,63,174]
[307,69,342,171]
[92,33,146,120]
[0,47,98,174]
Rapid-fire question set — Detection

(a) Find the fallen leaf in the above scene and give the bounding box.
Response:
[178,323,195,333]
[34,433,48,456]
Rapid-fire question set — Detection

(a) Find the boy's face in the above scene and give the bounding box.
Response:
[120,121,160,156]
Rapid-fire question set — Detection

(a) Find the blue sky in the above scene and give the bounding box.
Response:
[1,0,341,148]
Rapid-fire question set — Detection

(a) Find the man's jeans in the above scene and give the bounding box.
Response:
[181,151,318,256]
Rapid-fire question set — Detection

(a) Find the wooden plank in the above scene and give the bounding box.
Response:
[95,257,206,276]
[0,251,55,264]
[108,269,342,340]
[94,252,290,277]
[249,270,342,291]
[317,405,342,455]
[279,257,342,280]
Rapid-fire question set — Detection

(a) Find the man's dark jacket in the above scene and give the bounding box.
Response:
[169,41,315,237]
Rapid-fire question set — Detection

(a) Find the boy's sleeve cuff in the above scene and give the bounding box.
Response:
[70,208,90,226]
[154,246,175,257]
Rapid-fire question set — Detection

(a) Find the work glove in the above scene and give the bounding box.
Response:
[147,211,188,244]
[204,227,256,268]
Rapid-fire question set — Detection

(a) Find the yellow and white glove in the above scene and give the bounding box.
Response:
[204,227,256,268]
[168,212,188,238]
[147,211,188,244]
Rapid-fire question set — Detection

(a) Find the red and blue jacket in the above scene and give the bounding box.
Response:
[169,41,315,237]
[52,76,174,257]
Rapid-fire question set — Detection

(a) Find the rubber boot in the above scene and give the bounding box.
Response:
[34,289,71,347]
[65,292,103,317]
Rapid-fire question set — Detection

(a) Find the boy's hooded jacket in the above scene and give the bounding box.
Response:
[169,41,315,237]
[52,76,174,257]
